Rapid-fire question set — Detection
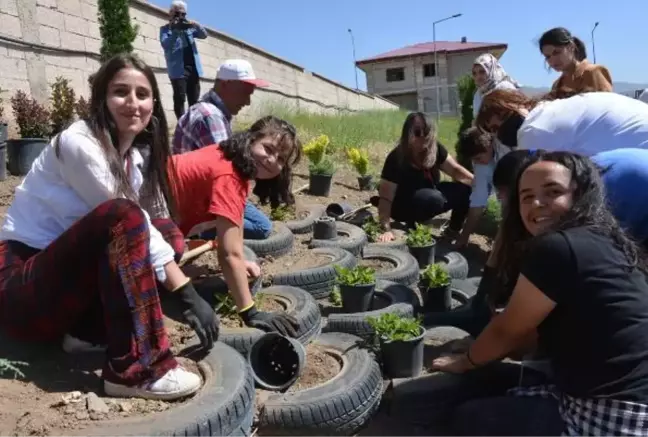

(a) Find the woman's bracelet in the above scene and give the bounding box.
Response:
[465,347,480,368]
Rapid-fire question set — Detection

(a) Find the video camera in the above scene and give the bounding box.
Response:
[171,11,191,29]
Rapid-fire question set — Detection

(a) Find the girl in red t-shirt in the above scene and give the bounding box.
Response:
[170,116,302,335]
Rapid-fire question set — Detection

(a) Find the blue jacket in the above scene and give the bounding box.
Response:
[159,23,207,80]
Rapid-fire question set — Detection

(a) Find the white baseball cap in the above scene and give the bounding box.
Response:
[216,59,269,87]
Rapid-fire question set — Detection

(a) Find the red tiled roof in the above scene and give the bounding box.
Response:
[356,41,507,65]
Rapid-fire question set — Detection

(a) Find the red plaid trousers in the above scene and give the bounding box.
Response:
[0,199,185,386]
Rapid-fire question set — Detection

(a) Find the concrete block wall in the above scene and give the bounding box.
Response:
[0,0,398,134]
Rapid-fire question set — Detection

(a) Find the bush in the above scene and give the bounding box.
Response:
[347,147,370,176]
[75,96,91,120]
[10,91,51,139]
[98,0,138,61]
[0,87,5,122]
[303,134,337,176]
[50,77,76,135]
[456,74,477,172]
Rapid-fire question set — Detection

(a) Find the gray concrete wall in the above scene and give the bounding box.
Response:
[0,0,398,134]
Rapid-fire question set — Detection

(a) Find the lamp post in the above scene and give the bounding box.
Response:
[348,28,359,90]
[433,13,462,124]
[591,22,599,63]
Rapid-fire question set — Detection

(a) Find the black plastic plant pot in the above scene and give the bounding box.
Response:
[357,175,374,191]
[325,202,353,219]
[309,173,333,197]
[408,241,436,269]
[313,216,337,240]
[340,282,376,313]
[6,138,48,176]
[379,326,425,378]
[419,282,452,312]
[247,332,306,391]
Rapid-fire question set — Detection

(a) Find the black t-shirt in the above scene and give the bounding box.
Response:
[380,143,449,199]
[182,30,196,76]
[520,226,648,402]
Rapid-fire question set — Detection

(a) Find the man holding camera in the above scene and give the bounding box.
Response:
[160,0,207,120]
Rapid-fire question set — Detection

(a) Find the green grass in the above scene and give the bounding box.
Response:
[240,104,460,154]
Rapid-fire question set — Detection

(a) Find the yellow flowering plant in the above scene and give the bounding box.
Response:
[303,134,336,176]
[347,147,370,176]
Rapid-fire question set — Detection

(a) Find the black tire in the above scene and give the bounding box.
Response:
[309,222,368,256]
[258,332,383,436]
[361,245,419,286]
[285,204,326,234]
[219,285,322,357]
[194,245,262,298]
[437,251,469,280]
[451,277,481,298]
[77,340,254,436]
[245,222,294,258]
[324,280,419,338]
[270,247,357,299]
[365,239,408,252]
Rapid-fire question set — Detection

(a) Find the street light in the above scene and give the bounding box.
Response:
[591,22,599,63]
[433,13,462,124]
[348,28,359,90]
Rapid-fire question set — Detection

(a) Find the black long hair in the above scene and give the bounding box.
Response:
[55,53,178,219]
[220,116,301,205]
[539,27,587,62]
[497,151,646,285]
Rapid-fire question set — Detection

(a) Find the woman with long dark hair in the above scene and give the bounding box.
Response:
[169,115,301,336]
[432,151,648,435]
[372,112,473,242]
[539,27,613,93]
[475,88,648,154]
[0,54,216,401]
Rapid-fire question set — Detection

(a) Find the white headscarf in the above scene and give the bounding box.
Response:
[473,53,520,95]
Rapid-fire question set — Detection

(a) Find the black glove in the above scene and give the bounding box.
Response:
[239,304,299,337]
[175,281,219,349]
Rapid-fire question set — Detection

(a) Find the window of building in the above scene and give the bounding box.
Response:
[386,67,405,82]
[423,63,436,77]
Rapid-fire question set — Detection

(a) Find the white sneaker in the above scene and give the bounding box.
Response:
[62,334,107,354]
[104,367,202,401]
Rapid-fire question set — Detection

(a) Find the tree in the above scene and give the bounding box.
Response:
[455,74,477,172]
[97,0,139,61]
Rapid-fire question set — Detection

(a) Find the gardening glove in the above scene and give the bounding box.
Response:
[239,304,300,337]
[174,280,220,350]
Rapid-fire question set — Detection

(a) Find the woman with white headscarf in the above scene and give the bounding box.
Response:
[472,53,520,118]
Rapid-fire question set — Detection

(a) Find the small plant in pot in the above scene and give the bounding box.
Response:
[420,263,452,312]
[8,90,51,176]
[406,223,436,268]
[303,134,336,196]
[367,313,425,378]
[50,76,76,136]
[347,147,374,191]
[362,217,382,243]
[334,265,376,313]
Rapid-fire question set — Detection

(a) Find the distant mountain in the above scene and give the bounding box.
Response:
[519,82,648,97]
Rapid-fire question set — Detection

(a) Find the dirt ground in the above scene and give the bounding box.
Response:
[0,163,495,436]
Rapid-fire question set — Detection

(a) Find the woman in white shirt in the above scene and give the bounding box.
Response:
[0,54,214,401]
[475,89,648,155]
[471,53,520,118]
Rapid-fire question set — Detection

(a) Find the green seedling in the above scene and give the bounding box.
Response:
[270,204,295,221]
[335,265,376,286]
[367,313,423,342]
[406,223,435,247]
[329,286,342,307]
[362,218,382,243]
[420,263,451,288]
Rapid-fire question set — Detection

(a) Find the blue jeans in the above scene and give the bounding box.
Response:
[199,201,271,240]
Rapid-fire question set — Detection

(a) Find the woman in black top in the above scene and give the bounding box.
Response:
[374,112,473,242]
[432,151,648,435]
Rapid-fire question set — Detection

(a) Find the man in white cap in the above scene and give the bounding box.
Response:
[172,59,273,241]
[172,59,269,154]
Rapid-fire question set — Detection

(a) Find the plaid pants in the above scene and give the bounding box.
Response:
[510,385,648,436]
[0,199,184,386]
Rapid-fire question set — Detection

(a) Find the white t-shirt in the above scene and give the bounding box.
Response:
[518,92,648,156]
[469,140,512,208]
[0,121,175,281]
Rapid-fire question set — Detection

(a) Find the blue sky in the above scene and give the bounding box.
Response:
[153,0,648,90]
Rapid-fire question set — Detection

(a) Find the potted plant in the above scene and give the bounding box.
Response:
[0,88,8,181]
[334,265,376,313]
[303,134,336,196]
[406,223,436,268]
[362,217,382,243]
[347,147,373,191]
[367,313,425,378]
[7,90,51,176]
[419,263,452,312]
[50,76,76,135]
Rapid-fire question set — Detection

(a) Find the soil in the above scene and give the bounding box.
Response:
[358,258,396,272]
[218,293,285,329]
[253,200,310,222]
[286,344,341,392]
[182,250,221,279]
[260,234,329,279]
